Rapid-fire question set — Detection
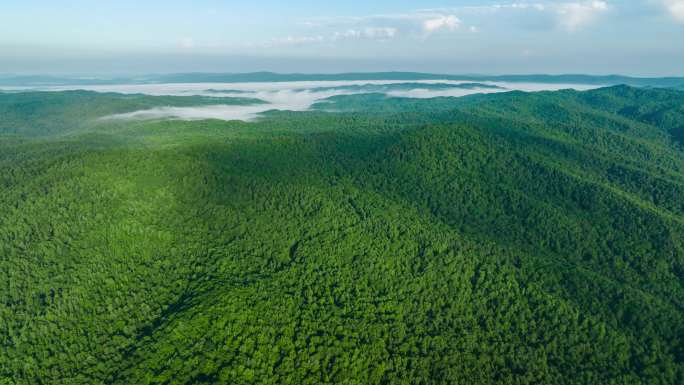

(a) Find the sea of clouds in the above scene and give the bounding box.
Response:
[3,80,601,122]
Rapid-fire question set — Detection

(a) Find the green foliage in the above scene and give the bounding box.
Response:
[0,91,265,136]
[1,86,684,384]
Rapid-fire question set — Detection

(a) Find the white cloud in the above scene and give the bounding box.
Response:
[662,0,684,21]
[427,1,610,31]
[266,2,610,48]
[303,11,466,41]
[268,27,397,47]
[473,3,546,12]
[271,35,326,45]
[423,15,461,33]
[178,37,195,49]
[485,1,610,31]
[365,27,399,39]
[333,27,398,41]
[555,1,609,31]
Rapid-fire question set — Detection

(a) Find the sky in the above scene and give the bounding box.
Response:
[0,0,682,76]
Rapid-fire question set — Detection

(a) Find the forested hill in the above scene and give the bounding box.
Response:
[2,85,684,384]
[0,90,265,136]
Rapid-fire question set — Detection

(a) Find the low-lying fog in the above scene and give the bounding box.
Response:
[4,80,602,122]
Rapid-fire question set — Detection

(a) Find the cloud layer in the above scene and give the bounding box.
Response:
[21,79,602,122]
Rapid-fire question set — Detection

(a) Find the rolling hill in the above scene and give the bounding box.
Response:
[1,85,684,385]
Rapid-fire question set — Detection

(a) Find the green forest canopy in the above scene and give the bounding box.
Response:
[1,85,684,384]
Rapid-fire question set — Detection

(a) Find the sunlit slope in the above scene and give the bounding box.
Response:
[1,86,684,385]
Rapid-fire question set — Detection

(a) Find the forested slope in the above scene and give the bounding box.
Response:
[0,91,264,136]
[1,86,684,384]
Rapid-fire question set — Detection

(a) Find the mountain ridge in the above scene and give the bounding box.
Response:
[1,72,683,88]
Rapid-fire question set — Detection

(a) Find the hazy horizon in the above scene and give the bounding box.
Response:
[2,70,684,78]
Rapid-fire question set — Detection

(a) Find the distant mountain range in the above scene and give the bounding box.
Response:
[1,71,683,89]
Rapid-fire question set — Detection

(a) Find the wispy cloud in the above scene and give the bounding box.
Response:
[423,1,610,31]
[423,15,462,33]
[555,1,609,31]
[661,0,684,22]
[300,11,469,41]
[332,27,399,41]
[263,2,612,49]
[178,37,196,49]
[270,35,326,46]
[267,11,467,47]
[266,28,398,48]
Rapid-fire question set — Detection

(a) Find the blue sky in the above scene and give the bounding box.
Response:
[0,0,682,75]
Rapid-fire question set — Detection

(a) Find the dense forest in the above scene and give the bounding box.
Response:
[1,85,684,384]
